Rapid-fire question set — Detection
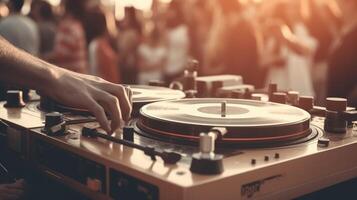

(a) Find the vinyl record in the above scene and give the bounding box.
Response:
[43,85,185,115]
[130,85,185,103]
[136,98,313,145]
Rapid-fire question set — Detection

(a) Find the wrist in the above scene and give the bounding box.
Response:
[37,63,64,96]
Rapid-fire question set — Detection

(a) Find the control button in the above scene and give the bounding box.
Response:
[86,177,102,192]
[251,159,256,165]
[270,92,287,104]
[148,80,166,87]
[123,126,134,142]
[4,90,26,108]
[318,137,330,147]
[287,91,299,106]
[274,153,280,159]
[299,96,314,111]
[264,156,269,161]
[326,97,347,112]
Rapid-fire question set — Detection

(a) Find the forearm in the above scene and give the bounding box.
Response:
[284,36,313,56]
[0,37,60,93]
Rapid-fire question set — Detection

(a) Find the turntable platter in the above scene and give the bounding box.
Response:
[130,85,185,103]
[136,98,314,146]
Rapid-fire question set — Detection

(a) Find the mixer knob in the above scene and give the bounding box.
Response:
[211,81,223,97]
[185,90,197,98]
[183,70,197,91]
[123,126,134,142]
[169,81,184,91]
[183,60,198,91]
[287,91,299,106]
[196,80,209,98]
[232,90,245,99]
[270,92,287,104]
[324,98,349,133]
[324,110,347,133]
[45,112,64,127]
[251,93,262,101]
[199,133,215,155]
[299,96,314,111]
[268,83,278,100]
[244,89,252,99]
[326,97,347,112]
[4,90,26,108]
[43,112,66,136]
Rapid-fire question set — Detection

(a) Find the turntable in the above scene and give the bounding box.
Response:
[136,98,315,147]
[1,81,357,200]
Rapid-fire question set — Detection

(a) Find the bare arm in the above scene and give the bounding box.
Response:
[0,37,132,133]
[278,25,314,56]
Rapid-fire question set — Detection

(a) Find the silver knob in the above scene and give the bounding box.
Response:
[199,133,216,158]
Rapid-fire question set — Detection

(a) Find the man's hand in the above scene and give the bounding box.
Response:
[46,68,132,134]
[0,179,25,200]
[0,37,132,134]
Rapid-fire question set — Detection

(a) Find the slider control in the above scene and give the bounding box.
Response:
[221,101,227,117]
[81,126,181,165]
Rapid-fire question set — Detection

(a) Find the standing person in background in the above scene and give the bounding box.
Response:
[137,26,167,85]
[44,0,88,74]
[265,0,317,96]
[304,0,340,105]
[326,0,357,107]
[187,0,212,67]
[119,7,142,84]
[204,0,264,88]
[164,0,189,83]
[0,0,39,56]
[87,7,121,83]
[30,0,57,57]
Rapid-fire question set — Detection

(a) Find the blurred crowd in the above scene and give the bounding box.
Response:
[0,0,356,106]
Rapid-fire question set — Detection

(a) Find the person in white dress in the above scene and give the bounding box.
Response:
[265,0,317,96]
[138,27,167,84]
